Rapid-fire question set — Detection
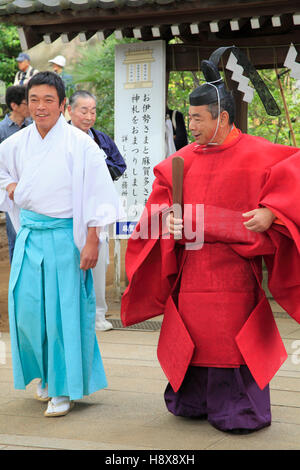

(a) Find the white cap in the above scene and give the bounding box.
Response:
[48,55,66,67]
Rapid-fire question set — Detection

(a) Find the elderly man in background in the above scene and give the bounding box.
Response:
[14,53,38,86]
[68,90,126,331]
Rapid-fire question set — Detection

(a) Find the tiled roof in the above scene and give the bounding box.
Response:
[0,0,184,16]
[2,0,299,58]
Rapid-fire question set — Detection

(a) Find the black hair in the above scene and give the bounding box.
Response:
[26,71,66,105]
[69,90,97,108]
[5,85,27,110]
[207,93,235,124]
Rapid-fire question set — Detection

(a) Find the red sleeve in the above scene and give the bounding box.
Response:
[121,177,181,326]
[259,151,300,234]
[258,151,300,322]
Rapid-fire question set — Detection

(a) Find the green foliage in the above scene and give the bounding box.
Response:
[70,36,137,138]
[167,68,300,146]
[0,24,21,86]
[167,70,201,141]
[247,69,300,147]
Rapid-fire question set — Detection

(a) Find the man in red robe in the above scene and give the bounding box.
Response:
[121,57,300,433]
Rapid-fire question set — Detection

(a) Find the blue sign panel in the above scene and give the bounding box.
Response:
[115,221,138,238]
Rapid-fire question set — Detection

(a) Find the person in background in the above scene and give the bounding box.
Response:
[48,55,75,96]
[0,85,31,262]
[166,106,188,150]
[165,112,176,158]
[68,90,126,331]
[14,53,38,86]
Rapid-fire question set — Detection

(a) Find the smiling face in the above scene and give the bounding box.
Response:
[28,84,66,138]
[188,105,219,145]
[188,104,230,145]
[67,96,97,133]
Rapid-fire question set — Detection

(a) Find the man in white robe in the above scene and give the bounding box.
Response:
[0,71,123,417]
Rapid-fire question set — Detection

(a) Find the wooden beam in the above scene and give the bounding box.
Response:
[96,29,113,41]
[28,15,300,45]
[43,32,59,44]
[78,31,96,42]
[60,32,78,43]
[17,26,43,50]
[166,43,296,71]
[133,26,142,38]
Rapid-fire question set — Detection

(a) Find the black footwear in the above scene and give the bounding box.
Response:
[227,428,256,435]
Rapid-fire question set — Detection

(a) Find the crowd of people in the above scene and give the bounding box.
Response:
[13,52,74,92]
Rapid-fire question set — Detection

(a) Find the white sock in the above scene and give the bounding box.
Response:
[51,396,69,406]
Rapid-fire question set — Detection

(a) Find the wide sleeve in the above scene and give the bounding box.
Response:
[259,150,300,244]
[72,138,124,251]
[83,143,124,228]
[176,203,275,257]
[257,151,300,322]
[121,176,182,326]
[0,139,19,213]
[0,140,18,189]
[100,132,127,180]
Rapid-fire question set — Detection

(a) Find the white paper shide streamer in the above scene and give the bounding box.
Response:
[226,52,255,103]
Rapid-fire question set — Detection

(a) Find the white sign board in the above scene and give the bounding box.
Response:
[114,40,166,238]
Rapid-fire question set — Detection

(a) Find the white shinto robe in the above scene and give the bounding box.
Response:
[0,114,123,250]
[0,114,124,399]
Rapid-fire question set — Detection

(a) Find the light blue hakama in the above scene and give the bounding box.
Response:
[8,209,107,400]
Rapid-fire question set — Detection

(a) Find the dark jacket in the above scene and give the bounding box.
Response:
[69,121,126,180]
[166,108,188,151]
[89,128,126,181]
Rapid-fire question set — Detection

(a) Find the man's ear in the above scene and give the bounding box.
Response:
[219,110,230,127]
[60,97,67,111]
[60,97,68,115]
[10,102,17,112]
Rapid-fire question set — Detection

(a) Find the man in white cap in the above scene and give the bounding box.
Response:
[48,55,74,96]
[48,55,66,73]
[14,53,38,86]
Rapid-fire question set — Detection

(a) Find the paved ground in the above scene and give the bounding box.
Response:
[0,227,299,453]
[1,301,300,451]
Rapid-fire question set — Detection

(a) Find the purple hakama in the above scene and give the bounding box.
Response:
[164,366,271,433]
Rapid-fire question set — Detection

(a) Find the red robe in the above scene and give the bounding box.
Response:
[121,130,300,392]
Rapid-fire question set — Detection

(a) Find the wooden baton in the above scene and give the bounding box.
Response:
[172,156,184,239]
